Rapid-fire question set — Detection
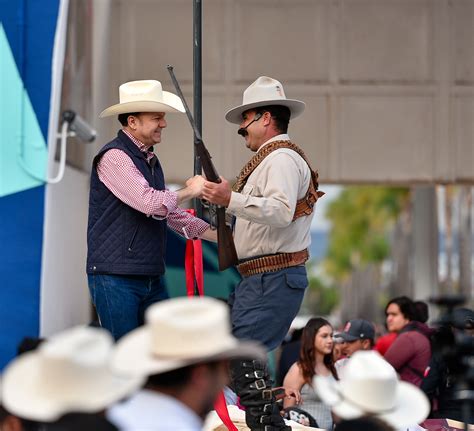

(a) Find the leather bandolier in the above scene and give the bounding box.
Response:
[231,359,291,431]
[232,140,324,221]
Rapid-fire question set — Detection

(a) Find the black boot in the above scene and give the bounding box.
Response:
[231,359,291,431]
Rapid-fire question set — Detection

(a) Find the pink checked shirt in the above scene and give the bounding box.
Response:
[96,129,209,239]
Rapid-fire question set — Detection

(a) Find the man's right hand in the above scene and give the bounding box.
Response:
[177,175,205,205]
[186,175,206,196]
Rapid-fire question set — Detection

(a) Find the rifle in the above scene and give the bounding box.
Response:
[167,65,239,271]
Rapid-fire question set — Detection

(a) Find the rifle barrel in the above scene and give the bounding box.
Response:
[166,65,203,142]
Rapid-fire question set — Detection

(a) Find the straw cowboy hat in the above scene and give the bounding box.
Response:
[314,351,430,428]
[99,79,185,118]
[112,296,266,377]
[225,76,305,124]
[1,326,144,422]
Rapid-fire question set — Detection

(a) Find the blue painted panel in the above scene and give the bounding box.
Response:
[0,0,60,140]
[0,187,44,369]
[0,0,61,369]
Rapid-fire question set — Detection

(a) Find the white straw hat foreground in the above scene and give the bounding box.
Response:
[112,296,266,377]
[315,351,430,428]
[225,76,305,124]
[100,80,185,118]
[1,326,144,422]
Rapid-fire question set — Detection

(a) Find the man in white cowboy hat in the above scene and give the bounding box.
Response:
[200,76,324,430]
[87,79,217,341]
[1,326,144,429]
[315,351,430,430]
[107,296,266,431]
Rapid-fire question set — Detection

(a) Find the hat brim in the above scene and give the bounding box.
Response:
[315,376,430,428]
[2,351,145,422]
[99,91,185,118]
[225,99,305,124]
[112,326,266,377]
[338,333,361,342]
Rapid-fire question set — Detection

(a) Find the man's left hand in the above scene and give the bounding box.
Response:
[202,176,231,207]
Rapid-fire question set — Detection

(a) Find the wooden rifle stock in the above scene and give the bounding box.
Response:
[167,65,239,271]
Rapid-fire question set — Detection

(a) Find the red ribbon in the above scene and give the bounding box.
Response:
[184,210,237,431]
[184,239,204,297]
[214,391,238,431]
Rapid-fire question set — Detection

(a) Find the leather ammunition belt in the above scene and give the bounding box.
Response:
[232,140,324,221]
[237,249,309,277]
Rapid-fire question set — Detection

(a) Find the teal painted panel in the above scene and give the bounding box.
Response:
[0,24,48,197]
[165,266,239,300]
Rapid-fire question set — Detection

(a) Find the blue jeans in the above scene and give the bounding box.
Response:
[87,274,168,340]
[229,266,308,351]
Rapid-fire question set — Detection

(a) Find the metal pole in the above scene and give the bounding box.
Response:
[193,0,203,218]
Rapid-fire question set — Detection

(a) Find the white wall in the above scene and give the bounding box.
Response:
[40,164,90,336]
[92,0,474,185]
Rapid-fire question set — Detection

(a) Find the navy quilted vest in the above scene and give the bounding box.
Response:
[86,130,167,276]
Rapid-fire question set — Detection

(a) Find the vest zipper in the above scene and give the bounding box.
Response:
[128,225,139,252]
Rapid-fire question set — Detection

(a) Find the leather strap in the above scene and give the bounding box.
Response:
[232,140,324,220]
[237,249,309,277]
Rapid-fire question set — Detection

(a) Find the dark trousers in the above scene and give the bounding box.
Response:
[229,265,308,351]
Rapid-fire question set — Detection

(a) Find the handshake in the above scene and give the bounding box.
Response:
[184,175,232,208]
[183,174,239,271]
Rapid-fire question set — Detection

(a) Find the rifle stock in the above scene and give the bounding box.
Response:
[216,209,239,271]
[167,65,239,271]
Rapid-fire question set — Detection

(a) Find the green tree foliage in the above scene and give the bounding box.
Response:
[324,186,410,281]
[302,275,340,315]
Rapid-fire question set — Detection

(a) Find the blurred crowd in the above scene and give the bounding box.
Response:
[0,295,473,431]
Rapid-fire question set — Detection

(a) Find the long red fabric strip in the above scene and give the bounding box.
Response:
[184,210,236,431]
[184,210,204,296]
[214,391,238,431]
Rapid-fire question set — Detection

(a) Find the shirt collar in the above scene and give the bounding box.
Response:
[257,133,290,153]
[122,129,151,153]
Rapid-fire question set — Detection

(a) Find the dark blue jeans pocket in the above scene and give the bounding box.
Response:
[285,272,308,290]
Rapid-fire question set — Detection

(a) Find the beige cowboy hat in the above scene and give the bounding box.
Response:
[111,296,266,377]
[225,76,305,124]
[1,326,145,422]
[315,351,430,428]
[99,79,185,118]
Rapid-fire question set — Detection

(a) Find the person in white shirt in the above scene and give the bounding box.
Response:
[108,296,265,431]
[315,351,430,431]
[201,76,324,431]
[1,326,143,431]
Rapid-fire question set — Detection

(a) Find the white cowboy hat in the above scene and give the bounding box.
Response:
[225,76,305,124]
[99,79,185,117]
[1,326,144,422]
[112,296,266,377]
[314,351,430,428]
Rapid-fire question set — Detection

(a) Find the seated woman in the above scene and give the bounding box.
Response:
[283,317,337,430]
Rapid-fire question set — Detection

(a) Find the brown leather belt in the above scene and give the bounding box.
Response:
[237,249,309,277]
